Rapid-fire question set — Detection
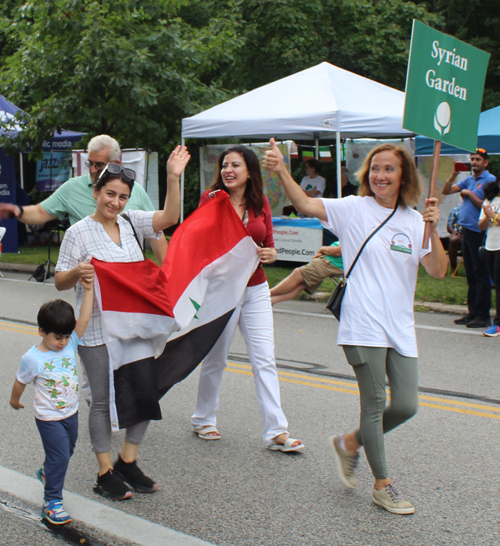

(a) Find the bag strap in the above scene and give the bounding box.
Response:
[344,203,399,280]
[120,213,146,259]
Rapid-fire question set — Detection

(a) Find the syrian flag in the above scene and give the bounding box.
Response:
[92,191,260,430]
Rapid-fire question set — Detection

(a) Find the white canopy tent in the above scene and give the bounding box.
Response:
[181,62,413,218]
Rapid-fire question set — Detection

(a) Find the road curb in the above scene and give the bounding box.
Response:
[0,262,40,273]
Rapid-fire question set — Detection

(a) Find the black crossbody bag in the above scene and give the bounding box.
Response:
[121,213,146,260]
[325,204,398,320]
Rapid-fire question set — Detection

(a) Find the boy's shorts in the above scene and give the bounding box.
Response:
[299,257,343,294]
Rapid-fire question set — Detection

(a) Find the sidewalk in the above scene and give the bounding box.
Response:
[0,261,468,316]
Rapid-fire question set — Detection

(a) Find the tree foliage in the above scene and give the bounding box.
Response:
[0,0,497,163]
[0,0,240,153]
[220,0,442,93]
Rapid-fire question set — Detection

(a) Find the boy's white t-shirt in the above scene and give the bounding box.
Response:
[300,175,326,197]
[479,196,500,251]
[17,331,81,420]
[320,196,431,357]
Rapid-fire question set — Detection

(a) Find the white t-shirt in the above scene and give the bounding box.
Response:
[320,196,431,357]
[17,331,81,421]
[479,196,500,251]
[300,175,326,198]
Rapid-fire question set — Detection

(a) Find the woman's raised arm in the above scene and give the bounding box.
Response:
[263,138,327,222]
[153,145,191,232]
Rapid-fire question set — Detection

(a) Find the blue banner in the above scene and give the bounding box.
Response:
[0,149,18,253]
[272,217,323,229]
[36,151,71,191]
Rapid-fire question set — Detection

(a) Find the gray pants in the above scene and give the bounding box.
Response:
[78,344,149,453]
[343,346,418,479]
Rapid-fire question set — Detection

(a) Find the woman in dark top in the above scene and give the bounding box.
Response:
[191,145,304,452]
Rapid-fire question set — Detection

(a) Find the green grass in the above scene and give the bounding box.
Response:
[2,245,475,306]
[2,245,157,264]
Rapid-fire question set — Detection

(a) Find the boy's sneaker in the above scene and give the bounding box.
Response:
[93,469,133,501]
[113,455,159,493]
[36,466,46,485]
[327,435,359,489]
[372,481,415,515]
[483,324,500,337]
[41,500,71,525]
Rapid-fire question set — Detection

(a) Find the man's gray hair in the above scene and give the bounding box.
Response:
[87,135,121,162]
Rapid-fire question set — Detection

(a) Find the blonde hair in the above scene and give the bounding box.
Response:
[355,144,424,207]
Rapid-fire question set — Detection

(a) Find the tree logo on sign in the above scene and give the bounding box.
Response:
[434,102,451,135]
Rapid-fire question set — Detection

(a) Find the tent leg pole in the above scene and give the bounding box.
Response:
[336,131,342,198]
[19,152,24,189]
[315,138,319,160]
[180,137,185,223]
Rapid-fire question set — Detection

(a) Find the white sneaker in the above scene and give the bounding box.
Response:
[372,481,415,515]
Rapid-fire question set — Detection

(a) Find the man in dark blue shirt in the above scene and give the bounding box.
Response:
[442,148,495,328]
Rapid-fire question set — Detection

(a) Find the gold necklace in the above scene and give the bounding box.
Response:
[91,214,116,235]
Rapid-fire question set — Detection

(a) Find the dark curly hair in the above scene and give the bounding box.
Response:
[210,145,264,216]
[483,179,499,202]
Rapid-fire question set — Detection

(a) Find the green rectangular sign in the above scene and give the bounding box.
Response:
[403,20,490,152]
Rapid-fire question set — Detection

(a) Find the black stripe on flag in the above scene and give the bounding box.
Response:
[156,309,235,398]
[114,356,162,429]
[113,310,235,428]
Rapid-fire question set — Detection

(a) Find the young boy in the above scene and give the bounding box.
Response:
[10,277,93,525]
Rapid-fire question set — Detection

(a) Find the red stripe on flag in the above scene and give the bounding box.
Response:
[162,191,251,307]
[92,258,174,317]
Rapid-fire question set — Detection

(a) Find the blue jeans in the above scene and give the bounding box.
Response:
[36,412,78,501]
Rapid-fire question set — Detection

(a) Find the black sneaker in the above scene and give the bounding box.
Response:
[93,469,133,500]
[454,313,476,325]
[113,455,159,493]
[466,317,492,329]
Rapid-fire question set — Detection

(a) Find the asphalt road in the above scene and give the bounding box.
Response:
[0,271,499,546]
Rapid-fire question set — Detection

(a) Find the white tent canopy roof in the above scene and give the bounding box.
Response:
[182,62,413,140]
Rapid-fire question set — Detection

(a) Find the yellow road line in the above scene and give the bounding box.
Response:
[226,362,500,420]
[2,324,498,420]
[0,322,38,336]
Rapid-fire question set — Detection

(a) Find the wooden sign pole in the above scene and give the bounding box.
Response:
[422,139,441,249]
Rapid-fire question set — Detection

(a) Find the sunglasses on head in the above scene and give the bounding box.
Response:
[97,163,136,184]
[476,148,487,155]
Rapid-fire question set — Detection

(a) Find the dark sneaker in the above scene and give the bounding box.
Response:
[113,455,159,493]
[372,481,415,515]
[466,317,491,329]
[41,500,71,525]
[93,469,133,500]
[454,313,476,325]
[328,435,359,489]
[36,466,46,485]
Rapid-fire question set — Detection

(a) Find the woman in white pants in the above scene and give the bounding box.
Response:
[191,145,304,452]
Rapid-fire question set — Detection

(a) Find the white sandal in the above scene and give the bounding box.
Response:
[192,425,221,440]
[267,436,305,452]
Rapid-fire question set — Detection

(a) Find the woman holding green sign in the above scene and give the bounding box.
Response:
[263,139,447,515]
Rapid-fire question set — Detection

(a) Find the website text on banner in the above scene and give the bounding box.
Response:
[272,218,323,263]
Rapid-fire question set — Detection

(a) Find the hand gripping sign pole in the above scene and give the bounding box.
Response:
[422,140,441,249]
[402,20,490,248]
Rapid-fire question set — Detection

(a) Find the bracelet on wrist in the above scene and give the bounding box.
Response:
[17,205,24,218]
